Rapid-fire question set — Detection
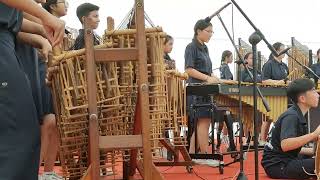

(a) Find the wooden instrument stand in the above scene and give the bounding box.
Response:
[82,0,163,179]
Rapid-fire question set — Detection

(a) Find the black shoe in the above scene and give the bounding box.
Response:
[167,151,174,161]
[227,147,238,158]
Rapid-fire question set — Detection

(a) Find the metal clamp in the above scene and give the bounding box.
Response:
[141,83,148,92]
[136,0,143,8]
[89,113,98,121]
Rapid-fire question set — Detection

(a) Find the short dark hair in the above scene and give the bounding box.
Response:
[42,0,57,13]
[76,3,99,23]
[269,42,284,59]
[194,19,212,37]
[221,50,232,63]
[164,35,173,45]
[287,78,314,103]
[273,42,284,51]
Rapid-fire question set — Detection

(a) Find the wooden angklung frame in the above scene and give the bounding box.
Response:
[82,1,162,179]
[48,0,164,179]
[316,138,320,179]
[288,37,310,81]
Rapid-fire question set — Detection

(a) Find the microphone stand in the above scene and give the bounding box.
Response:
[227,1,289,179]
[217,14,269,180]
[205,2,231,22]
[236,52,246,180]
[308,50,318,89]
[249,32,262,180]
[216,15,271,112]
[230,0,279,57]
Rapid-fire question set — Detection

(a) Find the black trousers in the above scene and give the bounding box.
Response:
[0,31,40,180]
[216,110,236,151]
[264,158,315,179]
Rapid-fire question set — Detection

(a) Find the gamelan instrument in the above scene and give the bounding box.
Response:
[186,83,288,131]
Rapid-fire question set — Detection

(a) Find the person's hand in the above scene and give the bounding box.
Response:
[41,14,65,47]
[38,39,52,61]
[221,79,237,85]
[206,76,220,84]
[38,25,47,39]
[274,80,285,85]
[313,125,320,137]
[46,66,59,86]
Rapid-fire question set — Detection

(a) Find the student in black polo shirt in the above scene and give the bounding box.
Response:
[217,50,236,152]
[39,1,68,179]
[72,3,100,50]
[0,1,64,179]
[163,34,175,161]
[241,52,262,83]
[242,52,279,84]
[262,42,289,83]
[308,48,320,81]
[262,78,320,179]
[185,18,230,166]
[220,50,233,80]
[241,52,283,145]
[261,42,289,144]
[163,34,176,70]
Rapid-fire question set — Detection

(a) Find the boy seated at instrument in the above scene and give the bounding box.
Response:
[261,78,320,179]
[72,3,100,50]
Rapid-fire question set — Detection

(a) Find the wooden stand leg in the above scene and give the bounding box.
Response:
[81,165,92,180]
[128,93,164,179]
[154,138,193,172]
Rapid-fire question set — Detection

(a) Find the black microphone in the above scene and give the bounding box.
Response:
[205,2,232,22]
[234,60,248,65]
[213,67,221,71]
[277,47,291,57]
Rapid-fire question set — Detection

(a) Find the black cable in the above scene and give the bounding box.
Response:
[300,159,316,176]
[220,172,266,180]
[222,176,233,180]
[193,168,208,180]
[160,166,174,173]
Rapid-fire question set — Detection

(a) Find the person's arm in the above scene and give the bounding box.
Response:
[186,68,211,81]
[0,0,65,47]
[23,12,42,24]
[185,68,220,84]
[299,147,314,156]
[280,115,319,152]
[281,133,317,152]
[21,18,46,38]
[1,0,51,20]
[17,32,52,60]
[184,45,209,81]
[184,45,220,83]
[17,32,43,48]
